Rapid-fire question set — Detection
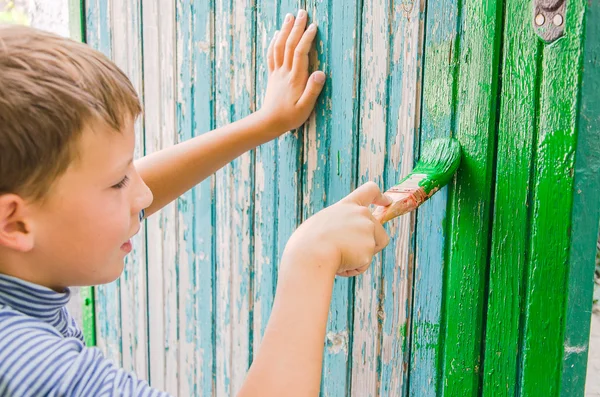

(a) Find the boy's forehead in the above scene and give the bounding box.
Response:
[72,118,136,173]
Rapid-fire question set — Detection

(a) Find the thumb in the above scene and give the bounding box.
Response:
[296,71,326,110]
[343,181,392,207]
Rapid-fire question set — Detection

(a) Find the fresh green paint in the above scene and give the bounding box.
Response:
[560,1,600,393]
[409,138,461,195]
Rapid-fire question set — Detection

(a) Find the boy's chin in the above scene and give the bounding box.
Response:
[94,258,125,285]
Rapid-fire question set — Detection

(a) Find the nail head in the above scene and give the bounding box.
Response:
[553,14,563,26]
[535,13,545,26]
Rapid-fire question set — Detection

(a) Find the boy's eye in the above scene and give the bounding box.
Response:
[112,175,130,189]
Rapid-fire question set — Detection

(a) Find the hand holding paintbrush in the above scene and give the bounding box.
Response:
[373,138,462,223]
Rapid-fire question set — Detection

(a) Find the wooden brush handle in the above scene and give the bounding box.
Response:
[372,183,429,224]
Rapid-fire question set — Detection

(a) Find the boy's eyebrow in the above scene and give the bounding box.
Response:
[118,157,134,172]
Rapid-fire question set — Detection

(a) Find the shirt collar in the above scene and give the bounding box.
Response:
[0,273,71,319]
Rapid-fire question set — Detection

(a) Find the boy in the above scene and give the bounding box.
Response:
[0,10,390,397]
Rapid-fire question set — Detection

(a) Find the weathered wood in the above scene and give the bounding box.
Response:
[377,2,424,396]
[253,0,303,358]
[214,0,255,394]
[560,1,600,394]
[175,2,196,393]
[352,0,390,393]
[86,0,123,367]
[174,0,215,394]
[142,0,179,393]
[300,1,363,394]
[252,0,279,357]
[112,0,149,380]
[518,0,587,394]
[480,0,539,394]
[409,0,458,393]
[175,0,217,395]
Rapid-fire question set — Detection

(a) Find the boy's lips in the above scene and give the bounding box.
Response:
[121,240,132,253]
[121,224,141,253]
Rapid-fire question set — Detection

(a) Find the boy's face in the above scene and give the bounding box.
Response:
[24,117,153,289]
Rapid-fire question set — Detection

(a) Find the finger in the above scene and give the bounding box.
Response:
[267,33,276,73]
[296,71,326,111]
[291,23,317,79]
[373,222,390,253]
[337,263,370,278]
[283,9,308,69]
[274,13,295,68]
[343,181,392,207]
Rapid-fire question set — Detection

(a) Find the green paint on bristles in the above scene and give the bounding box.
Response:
[401,138,462,194]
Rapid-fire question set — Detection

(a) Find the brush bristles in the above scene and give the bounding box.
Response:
[402,138,461,195]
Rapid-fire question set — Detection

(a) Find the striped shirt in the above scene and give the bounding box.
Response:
[0,273,170,396]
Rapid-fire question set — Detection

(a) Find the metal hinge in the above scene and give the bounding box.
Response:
[533,0,567,43]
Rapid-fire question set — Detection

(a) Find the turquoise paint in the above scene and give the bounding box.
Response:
[377,3,424,395]
[86,0,123,367]
[230,0,255,375]
[354,0,391,393]
[253,0,279,357]
[302,0,363,394]
[213,0,255,392]
[409,0,458,395]
[187,0,217,393]
[214,0,235,392]
[176,0,201,393]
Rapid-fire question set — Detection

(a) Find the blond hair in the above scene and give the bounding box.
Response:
[0,25,142,200]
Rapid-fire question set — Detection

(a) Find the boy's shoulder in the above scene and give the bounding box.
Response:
[0,304,88,396]
[0,303,64,336]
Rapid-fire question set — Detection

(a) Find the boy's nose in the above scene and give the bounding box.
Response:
[134,181,154,216]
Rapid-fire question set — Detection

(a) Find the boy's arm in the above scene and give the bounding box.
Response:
[238,253,335,397]
[137,10,325,217]
[238,182,392,397]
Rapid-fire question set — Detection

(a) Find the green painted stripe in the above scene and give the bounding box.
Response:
[81,285,96,346]
[440,0,503,394]
[560,1,600,394]
[481,0,540,394]
[518,0,588,394]
[68,0,84,42]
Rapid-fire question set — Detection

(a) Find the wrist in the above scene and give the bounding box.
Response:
[254,107,289,138]
[281,239,339,279]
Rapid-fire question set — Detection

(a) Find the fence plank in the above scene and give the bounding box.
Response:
[441,0,503,394]
[409,0,458,393]
[480,0,539,394]
[86,0,123,368]
[519,0,587,394]
[377,1,424,395]
[143,0,179,392]
[214,0,256,393]
[560,1,600,394]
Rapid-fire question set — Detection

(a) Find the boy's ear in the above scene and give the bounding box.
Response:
[0,194,34,252]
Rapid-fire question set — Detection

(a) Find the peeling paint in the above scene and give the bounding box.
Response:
[326,330,349,354]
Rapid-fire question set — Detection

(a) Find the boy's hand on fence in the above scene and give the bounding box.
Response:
[260,9,325,136]
[283,182,392,277]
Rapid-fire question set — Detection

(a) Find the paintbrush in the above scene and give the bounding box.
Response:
[373,138,461,224]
